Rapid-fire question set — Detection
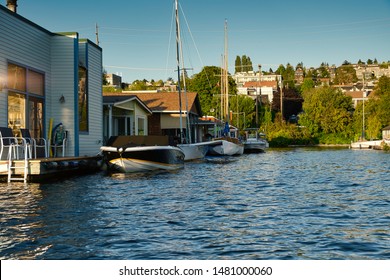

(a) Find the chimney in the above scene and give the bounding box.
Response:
[6,0,17,12]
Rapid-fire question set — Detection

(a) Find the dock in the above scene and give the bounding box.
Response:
[0,156,103,183]
[350,139,390,150]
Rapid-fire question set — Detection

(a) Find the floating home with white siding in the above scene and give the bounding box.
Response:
[0,2,103,158]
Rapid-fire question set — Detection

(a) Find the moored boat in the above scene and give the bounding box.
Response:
[243,129,269,153]
[207,137,244,156]
[100,135,184,173]
[177,143,209,161]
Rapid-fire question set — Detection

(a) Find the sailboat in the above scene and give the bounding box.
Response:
[207,20,244,156]
[174,0,209,161]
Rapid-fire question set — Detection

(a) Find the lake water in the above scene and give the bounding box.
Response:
[0,148,389,260]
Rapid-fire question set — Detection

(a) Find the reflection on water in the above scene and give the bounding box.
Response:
[0,148,389,259]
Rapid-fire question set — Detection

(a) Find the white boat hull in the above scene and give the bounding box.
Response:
[207,139,244,156]
[177,143,209,161]
[101,145,184,173]
[244,139,269,153]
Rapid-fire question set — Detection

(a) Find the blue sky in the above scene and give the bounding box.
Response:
[14,0,390,83]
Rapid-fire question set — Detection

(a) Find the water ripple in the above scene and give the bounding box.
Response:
[0,148,389,259]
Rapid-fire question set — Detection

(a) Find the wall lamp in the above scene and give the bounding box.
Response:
[59,95,65,103]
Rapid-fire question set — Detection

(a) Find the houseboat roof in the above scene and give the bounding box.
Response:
[104,91,202,116]
[0,4,101,50]
[103,95,152,114]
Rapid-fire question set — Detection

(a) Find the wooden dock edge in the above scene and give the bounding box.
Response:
[0,155,103,183]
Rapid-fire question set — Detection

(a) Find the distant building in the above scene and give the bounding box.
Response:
[105,73,122,88]
[233,68,281,103]
[382,125,390,140]
[354,64,390,81]
[294,65,304,84]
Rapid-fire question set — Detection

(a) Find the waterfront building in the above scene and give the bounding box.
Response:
[103,91,206,144]
[0,2,103,158]
[102,94,152,144]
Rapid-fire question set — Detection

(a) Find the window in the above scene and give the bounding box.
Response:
[8,92,26,137]
[8,63,26,92]
[78,66,88,132]
[137,116,146,135]
[7,63,45,138]
[28,69,44,96]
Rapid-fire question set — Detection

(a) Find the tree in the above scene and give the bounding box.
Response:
[333,65,357,84]
[187,66,236,119]
[317,64,330,78]
[102,69,109,85]
[235,55,253,72]
[300,78,315,94]
[235,56,241,73]
[229,95,255,129]
[361,76,390,139]
[299,87,353,135]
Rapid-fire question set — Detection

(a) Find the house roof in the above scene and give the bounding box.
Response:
[243,81,278,88]
[103,91,202,116]
[382,125,390,131]
[345,91,364,99]
[0,5,101,50]
[103,95,152,114]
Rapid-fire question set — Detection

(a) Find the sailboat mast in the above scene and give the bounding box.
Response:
[224,19,229,122]
[175,0,184,143]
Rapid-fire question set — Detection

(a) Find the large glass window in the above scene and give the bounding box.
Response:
[7,63,45,138]
[8,63,26,92]
[28,69,44,96]
[8,92,26,137]
[78,66,88,132]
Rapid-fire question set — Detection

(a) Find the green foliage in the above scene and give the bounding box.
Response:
[276,63,295,88]
[264,115,315,147]
[229,95,255,130]
[234,55,253,72]
[235,56,241,73]
[299,87,353,135]
[299,78,315,94]
[103,86,121,93]
[333,64,358,84]
[361,76,390,139]
[187,66,236,118]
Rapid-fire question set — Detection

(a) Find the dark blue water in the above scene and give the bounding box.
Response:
[1,148,389,259]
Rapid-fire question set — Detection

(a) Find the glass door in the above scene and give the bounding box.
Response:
[8,92,26,137]
[28,97,44,139]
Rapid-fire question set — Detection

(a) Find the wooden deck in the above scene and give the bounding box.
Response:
[0,155,103,182]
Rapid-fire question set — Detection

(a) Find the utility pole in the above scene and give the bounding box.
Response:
[95,23,100,46]
[362,66,366,140]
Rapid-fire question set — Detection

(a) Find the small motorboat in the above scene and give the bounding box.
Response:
[100,135,184,173]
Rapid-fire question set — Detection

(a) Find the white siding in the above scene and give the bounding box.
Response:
[1,7,103,158]
[50,34,78,156]
[79,41,103,156]
[0,7,51,128]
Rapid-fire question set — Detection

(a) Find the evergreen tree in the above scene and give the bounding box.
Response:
[242,55,248,72]
[235,56,241,73]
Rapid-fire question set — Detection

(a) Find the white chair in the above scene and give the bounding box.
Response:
[0,127,29,160]
[20,128,48,158]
